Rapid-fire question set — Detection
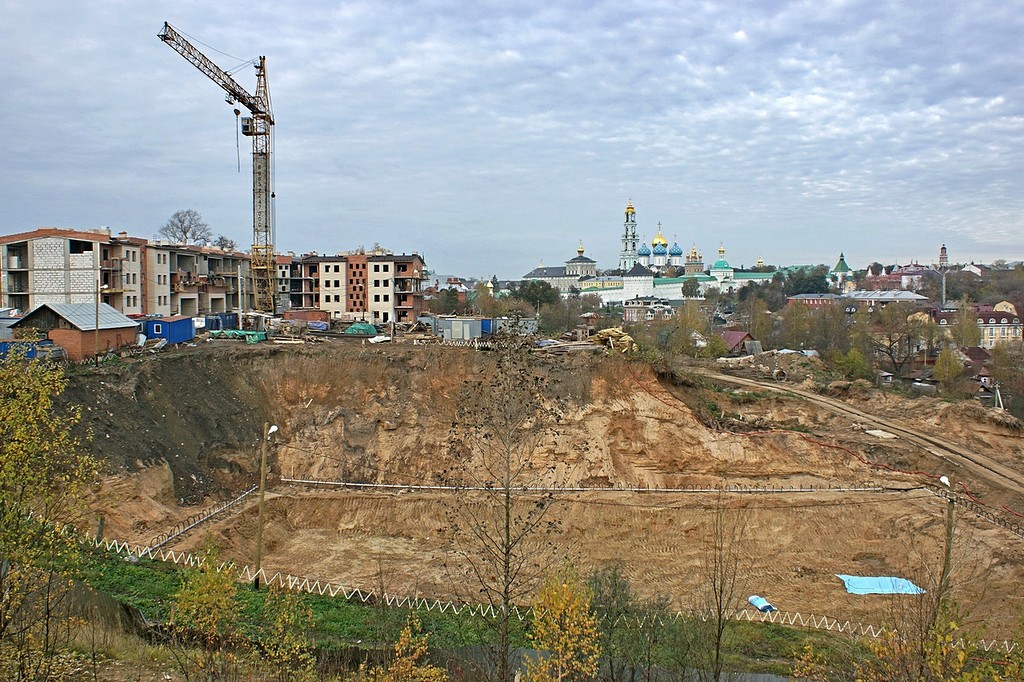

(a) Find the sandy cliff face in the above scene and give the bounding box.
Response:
[77,342,1024,632]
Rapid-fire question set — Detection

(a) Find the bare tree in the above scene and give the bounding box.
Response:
[444,332,566,682]
[160,209,212,245]
[676,494,748,682]
[869,303,926,376]
[213,234,238,251]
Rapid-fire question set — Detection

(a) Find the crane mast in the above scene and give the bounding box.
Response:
[158,21,276,313]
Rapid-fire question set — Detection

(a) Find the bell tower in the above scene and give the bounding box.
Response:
[619,200,639,271]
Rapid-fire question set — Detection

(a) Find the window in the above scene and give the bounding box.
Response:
[69,240,93,254]
[334,265,340,272]
[132,273,137,284]
[383,279,389,287]
[383,294,389,302]
[374,280,380,287]
[374,294,380,302]
[383,264,390,272]
[334,280,340,288]
[153,323,163,334]
[373,264,380,272]
[131,250,137,262]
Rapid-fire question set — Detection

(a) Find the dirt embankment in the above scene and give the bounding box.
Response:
[75,343,1024,632]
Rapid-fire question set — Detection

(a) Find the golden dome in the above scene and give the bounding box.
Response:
[625,200,635,215]
[652,222,668,248]
[577,240,585,256]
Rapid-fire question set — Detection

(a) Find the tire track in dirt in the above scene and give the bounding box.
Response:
[694,370,1024,498]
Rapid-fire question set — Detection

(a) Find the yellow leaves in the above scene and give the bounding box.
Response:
[260,584,316,680]
[854,607,1002,682]
[359,614,447,682]
[525,564,601,682]
[172,541,240,648]
[0,353,96,656]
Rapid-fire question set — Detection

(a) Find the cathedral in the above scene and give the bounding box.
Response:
[524,200,775,301]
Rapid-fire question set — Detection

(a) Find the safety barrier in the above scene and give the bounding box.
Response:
[146,485,258,551]
[87,529,1022,653]
[921,485,1024,541]
[280,476,906,495]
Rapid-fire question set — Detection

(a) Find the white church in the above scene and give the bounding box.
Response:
[523,201,775,304]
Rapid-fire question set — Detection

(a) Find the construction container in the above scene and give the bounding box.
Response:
[145,315,195,345]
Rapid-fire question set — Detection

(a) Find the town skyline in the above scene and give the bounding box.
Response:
[3,1,1023,279]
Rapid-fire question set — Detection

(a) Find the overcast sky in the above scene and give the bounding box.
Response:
[2,1,1022,278]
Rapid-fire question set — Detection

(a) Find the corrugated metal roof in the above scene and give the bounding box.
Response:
[29,303,137,331]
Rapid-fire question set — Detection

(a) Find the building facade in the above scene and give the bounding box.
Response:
[1,227,425,323]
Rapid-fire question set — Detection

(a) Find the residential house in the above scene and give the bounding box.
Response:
[623,296,676,323]
[12,302,138,361]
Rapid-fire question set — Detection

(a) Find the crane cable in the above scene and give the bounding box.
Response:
[234,109,241,173]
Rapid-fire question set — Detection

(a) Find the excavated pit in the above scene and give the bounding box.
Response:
[77,341,1024,633]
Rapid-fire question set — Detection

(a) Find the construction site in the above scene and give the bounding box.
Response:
[74,340,1024,638]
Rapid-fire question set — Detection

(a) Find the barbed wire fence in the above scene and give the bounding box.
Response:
[146,484,258,551]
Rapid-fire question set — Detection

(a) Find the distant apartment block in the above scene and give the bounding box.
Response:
[1,227,426,323]
[0,228,250,317]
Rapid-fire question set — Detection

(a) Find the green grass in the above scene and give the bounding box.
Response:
[79,546,182,620]
[78,544,868,676]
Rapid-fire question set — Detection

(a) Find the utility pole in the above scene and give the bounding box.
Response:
[938,476,956,604]
[94,281,108,367]
[254,422,277,588]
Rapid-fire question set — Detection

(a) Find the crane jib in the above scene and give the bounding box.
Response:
[158,21,277,314]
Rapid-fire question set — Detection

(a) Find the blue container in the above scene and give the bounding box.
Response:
[145,316,195,345]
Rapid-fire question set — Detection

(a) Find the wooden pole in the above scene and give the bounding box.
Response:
[938,490,956,603]
[254,422,270,589]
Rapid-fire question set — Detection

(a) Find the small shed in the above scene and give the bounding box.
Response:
[145,315,195,345]
[720,330,756,356]
[12,303,138,361]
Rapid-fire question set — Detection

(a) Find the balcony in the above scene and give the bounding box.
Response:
[100,259,122,270]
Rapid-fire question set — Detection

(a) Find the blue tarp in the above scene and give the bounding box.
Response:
[748,595,776,612]
[836,575,925,595]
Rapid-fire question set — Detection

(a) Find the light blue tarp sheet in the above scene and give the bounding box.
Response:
[836,575,925,595]
[748,595,776,612]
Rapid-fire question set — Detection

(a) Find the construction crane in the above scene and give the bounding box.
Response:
[158,21,276,313]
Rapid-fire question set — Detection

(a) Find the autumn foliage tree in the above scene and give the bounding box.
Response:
[0,351,97,678]
[358,615,447,682]
[258,584,316,681]
[525,564,601,682]
[169,541,242,679]
[445,333,567,681]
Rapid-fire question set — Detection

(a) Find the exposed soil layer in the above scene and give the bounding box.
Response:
[76,342,1024,633]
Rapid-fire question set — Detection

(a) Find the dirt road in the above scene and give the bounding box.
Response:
[696,369,1024,499]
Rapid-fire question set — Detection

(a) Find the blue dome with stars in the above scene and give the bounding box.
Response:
[653,243,668,256]
[669,242,683,256]
[638,243,651,256]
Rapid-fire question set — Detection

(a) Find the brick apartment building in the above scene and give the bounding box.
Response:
[1,227,427,323]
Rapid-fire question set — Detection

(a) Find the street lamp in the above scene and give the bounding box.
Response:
[254,422,278,588]
[938,476,956,603]
[94,282,109,367]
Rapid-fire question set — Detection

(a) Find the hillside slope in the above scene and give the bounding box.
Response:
[75,342,1024,632]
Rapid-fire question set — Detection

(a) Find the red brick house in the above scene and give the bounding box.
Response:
[12,302,138,361]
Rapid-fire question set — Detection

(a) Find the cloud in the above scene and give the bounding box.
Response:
[0,0,1021,276]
